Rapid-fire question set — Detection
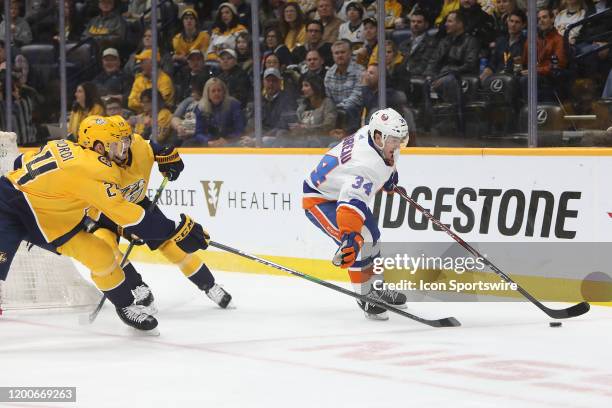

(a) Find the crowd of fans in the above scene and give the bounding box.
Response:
[0,0,611,147]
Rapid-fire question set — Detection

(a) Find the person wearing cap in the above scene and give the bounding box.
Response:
[174,49,213,101]
[127,49,175,113]
[93,48,132,102]
[206,2,248,60]
[240,67,298,147]
[172,8,210,64]
[338,2,365,46]
[216,48,251,108]
[292,20,334,67]
[354,16,378,67]
[82,0,126,50]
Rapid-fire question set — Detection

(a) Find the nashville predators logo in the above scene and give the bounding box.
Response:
[200,181,223,217]
[0,252,7,264]
[120,179,146,203]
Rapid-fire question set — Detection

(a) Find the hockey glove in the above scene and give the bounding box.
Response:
[383,171,398,193]
[155,146,184,181]
[332,232,364,269]
[116,225,145,246]
[170,214,210,253]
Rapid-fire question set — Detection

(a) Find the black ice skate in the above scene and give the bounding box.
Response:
[204,284,232,308]
[133,283,157,315]
[367,285,407,309]
[356,299,389,321]
[116,304,158,332]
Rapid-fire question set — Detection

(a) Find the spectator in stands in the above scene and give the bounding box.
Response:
[360,63,415,132]
[172,75,205,146]
[240,67,298,147]
[124,28,173,76]
[128,88,173,144]
[0,40,5,71]
[338,1,365,47]
[93,47,132,102]
[492,0,518,35]
[424,11,479,104]
[280,2,307,52]
[103,95,130,118]
[382,40,407,91]
[0,69,41,145]
[381,0,404,29]
[435,0,460,27]
[481,9,526,81]
[458,0,496,53]
[235,32,253,78]
[316,0,343,43]
[520,8,567,100]
[325,39,364,132]
[172,8,210,65]
[67,81,104,135]
[398,10,437,77]
[206,2,248,60]
[290,73,337,146]
[263,26,294,67]
[398,1,442,27]
[228,0,252,29]
[123,0,147,21]
[174,49,213,102]
[292,20,334,66]
[354,17,378,67]
[260,0,284,28]
[300,49,327,81]
[263,52,300,98]
[0,0,32,47]
[216,48,250,107]
[28,0,83,43]
[555,0,588,45]
[192,77,245,147]
[127,49,175,113]
[82,0,126,50]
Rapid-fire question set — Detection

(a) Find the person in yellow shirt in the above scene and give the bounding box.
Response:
[0,117,213,332]
[171,8,210,64]
[280,2,306,51]
[128,89,173,144]
[127,49,175,113]
[67,82,104,135]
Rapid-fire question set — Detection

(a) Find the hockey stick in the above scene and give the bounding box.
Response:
[84,177,169,324]
[209,241,460,328]
[393,186,590,319]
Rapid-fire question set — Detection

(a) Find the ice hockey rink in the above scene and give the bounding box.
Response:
[1,262,611,408]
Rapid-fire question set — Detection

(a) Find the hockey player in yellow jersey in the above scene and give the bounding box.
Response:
[85,115,232,309]
[0,118,212,332]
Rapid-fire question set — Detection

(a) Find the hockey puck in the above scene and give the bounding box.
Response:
[549,322,562,327]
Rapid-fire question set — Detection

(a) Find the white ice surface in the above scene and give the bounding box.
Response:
[1,263,611,408]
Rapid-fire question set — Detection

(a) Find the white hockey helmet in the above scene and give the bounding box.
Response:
[368,108,409,149]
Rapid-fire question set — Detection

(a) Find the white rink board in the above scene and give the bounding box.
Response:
[146,151,612,280]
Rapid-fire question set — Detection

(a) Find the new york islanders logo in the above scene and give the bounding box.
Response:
[201,181,223,217]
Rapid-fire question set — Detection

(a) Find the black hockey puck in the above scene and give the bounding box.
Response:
[549,322,562,327]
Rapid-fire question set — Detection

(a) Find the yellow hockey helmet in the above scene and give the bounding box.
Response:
[77,115,131,162]
[107,115,133,140]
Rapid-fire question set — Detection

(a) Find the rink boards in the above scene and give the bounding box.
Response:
[19,145,612,303]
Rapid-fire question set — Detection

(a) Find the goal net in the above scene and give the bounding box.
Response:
[0,132,100,311]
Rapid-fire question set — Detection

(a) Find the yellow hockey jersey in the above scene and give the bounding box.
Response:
[6,139,146,244]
